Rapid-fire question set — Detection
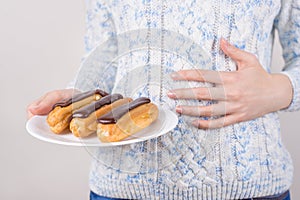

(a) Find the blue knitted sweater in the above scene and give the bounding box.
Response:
[72,0,300,199]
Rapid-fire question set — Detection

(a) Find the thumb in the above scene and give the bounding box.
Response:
[28,97,56,116]
[27,89,78,118]
[220,38,258,70]
[28,90,69,116]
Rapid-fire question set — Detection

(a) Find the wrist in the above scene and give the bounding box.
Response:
[270,73,293,110]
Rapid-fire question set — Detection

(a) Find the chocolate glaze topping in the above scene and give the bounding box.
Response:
[52,89,108,109]
[97,97,151,124]
[72,94,123,118]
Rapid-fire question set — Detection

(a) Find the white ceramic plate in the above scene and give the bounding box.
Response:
[26,108,178,147]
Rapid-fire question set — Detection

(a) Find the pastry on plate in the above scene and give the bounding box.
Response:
[47,89,108,134]
[97,97,159,142]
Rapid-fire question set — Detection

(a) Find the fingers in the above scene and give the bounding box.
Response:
[192,114,238,129]
[171,69,232,84]
[220,38,259,70]
[167,40,264,129]
[171,39,261,84]
[27,95,48,118]
[27,110,34,119]
[27,89,76,118]
[167,87,226,101]
[29,99,56,115]
[175,102,240,129]
[176,102,231,117]
[27,94,56,117]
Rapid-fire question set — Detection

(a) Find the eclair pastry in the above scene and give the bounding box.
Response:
[70,94,132,138]
[47,89,108,134]
[97,97,159,142]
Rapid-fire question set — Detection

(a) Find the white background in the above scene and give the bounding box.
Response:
[1,0,299,199]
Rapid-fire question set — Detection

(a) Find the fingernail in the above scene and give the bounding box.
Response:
[192,120,200,127]
[175,106,182,113]
[167,91,176,98]
[221,38,231,50]
[170,72,179,80]
[29,104,39,110]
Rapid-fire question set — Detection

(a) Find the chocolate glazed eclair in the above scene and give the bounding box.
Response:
[47,90,108,134]
[70,94,132,138]
[97,97,159,142]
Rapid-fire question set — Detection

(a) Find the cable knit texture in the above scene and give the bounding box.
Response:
[71,0,300,199]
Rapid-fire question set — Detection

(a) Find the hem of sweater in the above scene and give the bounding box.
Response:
[89,173,291,200]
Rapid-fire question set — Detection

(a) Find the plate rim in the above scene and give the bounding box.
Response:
[26,108,178,147]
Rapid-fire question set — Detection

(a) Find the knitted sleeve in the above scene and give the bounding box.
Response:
[274,0,300,112]
[68,0,117,93]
